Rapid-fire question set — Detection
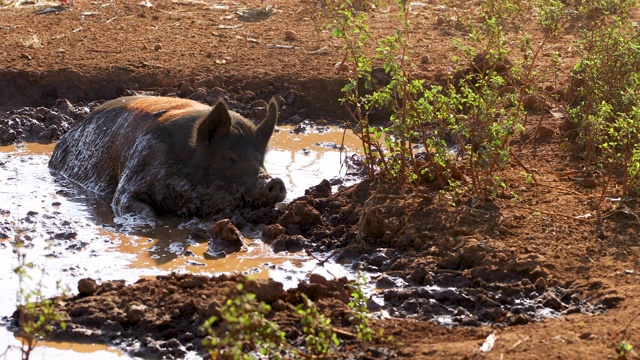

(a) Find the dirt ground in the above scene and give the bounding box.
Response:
[3,0,640,359]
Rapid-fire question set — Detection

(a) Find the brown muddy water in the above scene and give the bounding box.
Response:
[0,126,364,359]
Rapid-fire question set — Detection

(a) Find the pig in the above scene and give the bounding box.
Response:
[48,96,286,218]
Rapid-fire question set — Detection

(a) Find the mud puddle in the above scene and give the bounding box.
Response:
[0,126,362,359]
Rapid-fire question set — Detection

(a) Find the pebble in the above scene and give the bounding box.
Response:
[284,30,297,41]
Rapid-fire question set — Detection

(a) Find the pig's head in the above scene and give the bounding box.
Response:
[189,97,286,210]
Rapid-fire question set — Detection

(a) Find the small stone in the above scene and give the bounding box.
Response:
[542,293,566,311]
[179,82,194,97]
[335,62,350,73]
[127,303,148,323]
[153,43,163,51]
[579,332,598,340]
[534,277,548,290]
[522,94,543,110]
[375,275,397,289]
[284,29,298,41]
[179,275,208,288]
[304,179,332,199]
[244,278,284,303]
[582,177,599,188]
[252,99,268,122]
[205,219,246,258]
[200,299,222,319]
[309,273,329,286]
[277,200,322,229]
[78,278,99,296]
[535,126,554,140]
[262,223,286,242]
[189,87,207,102]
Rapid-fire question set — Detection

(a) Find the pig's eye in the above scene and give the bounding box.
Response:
[224,152,240,165]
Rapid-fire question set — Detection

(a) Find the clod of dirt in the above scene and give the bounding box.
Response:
[178,82,194,97]
[582,177,599,188]
[278,198,322,231]
[284,29,298,41]
[243,277,284,303]
[272,234,309,253]
[204,219,246,258]
[251,99,268,121]
[127,303,148,323]
[305,179,332,199]
[535,125,555,141]
[523,94,545,111]
[262,223,286,242]
[77,278,99,296]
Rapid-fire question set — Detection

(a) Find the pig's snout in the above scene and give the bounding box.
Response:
[264,177,286,203]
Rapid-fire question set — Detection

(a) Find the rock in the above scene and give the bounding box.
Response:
[559,117,577,133]
[78,278,99,296]
[309,273,329,286]
[304,179,332,199]
[534,277,547,290]
[179,82,193,97]
[244,278,284,303]
[535,125,554,140]
[542,293,567,311]
[252,99,268,122]
[127,303,148,323]
[262,223,286,242]
[582,177,599,188]
[204,219,246,259]
[200,299,222,319]
[272,234,307,253]
[284,29,298,41]
[522,94,543,110]
[335,62,350,73]
[389,257,409,271]
[189,226,210,241]
[375,275,397,289]
[600,295,624,309]
[189,87,207,102]
[178,275,208,288]
[278,200,322,230]
[507,314,530,325]
[408,266,427,284]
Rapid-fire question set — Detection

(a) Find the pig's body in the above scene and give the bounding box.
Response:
[49,96,286,218]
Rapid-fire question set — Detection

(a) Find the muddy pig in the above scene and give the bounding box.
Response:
[48,96,286,218]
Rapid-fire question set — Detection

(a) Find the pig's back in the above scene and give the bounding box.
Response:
[49,98,161,194]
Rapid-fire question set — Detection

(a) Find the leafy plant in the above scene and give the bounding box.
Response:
[296,293,340,357]
[347,274,374,343]
[200,283,286,360]
[617,340,637,357]
[12,239,67,360]
[568,18,640,195]
[571,0,638,19]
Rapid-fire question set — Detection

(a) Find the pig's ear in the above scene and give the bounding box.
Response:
[195,100,232,145]
[256,97,278,149]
